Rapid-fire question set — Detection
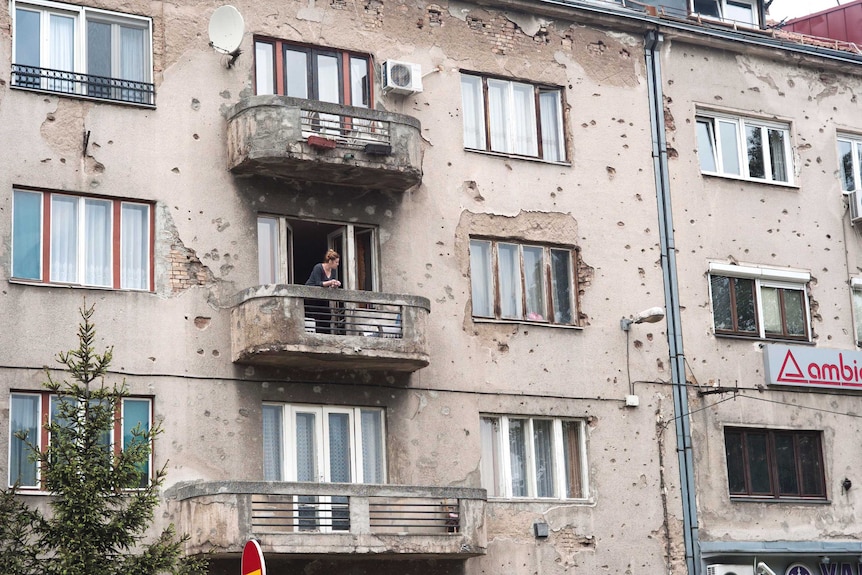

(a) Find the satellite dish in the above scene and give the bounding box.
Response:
[208,5,244,56]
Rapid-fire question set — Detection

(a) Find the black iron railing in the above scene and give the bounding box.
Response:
[304,301,403,338]
[12,64,155,106]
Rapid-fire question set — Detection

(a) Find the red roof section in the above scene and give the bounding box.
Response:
[782,0,862,45]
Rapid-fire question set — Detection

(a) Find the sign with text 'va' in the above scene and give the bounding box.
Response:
[764,344,862,390]
[241,539,266,575]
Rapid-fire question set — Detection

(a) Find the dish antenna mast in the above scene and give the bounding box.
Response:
[208,5,244,68]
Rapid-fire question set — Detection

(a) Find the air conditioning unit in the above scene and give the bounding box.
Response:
[707,565,755,575]
[382,60,423,95]
[850,190,862,224]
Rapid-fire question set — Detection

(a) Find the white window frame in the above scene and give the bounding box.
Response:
[11,0,153,104]
[851,278,862,345]
[460,72,566,163]
[691,0,758,25]
[12,189,152,291]
[696,112,793,185]
[708,263,811,341]
[838,133,862,193]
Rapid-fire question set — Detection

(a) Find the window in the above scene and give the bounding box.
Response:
[724,428,825,499]
[469,239,576,326]
[851,279,862,345]
[709,264,810,341]
[480,415,587,499]
[8,392,152,489]
[12,1,154,105]
[696,112,792,184]
[258,215,377,291]
[12,189,152,290]
[838,134,862,192]
[254,38,370,107]
[460,73,565,162]
[262,404,385,532]
[691,0,758,25]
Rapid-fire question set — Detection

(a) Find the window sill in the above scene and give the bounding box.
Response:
[700,171,798,189]
[464,147,571,167]
[473,317,583,330]
[8,278,152,293]
[713,332,813,345]
[10,84,156,109]
[729,495,829,504]
[487,496,593,504]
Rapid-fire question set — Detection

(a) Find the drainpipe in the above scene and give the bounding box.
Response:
[644,29,700,575]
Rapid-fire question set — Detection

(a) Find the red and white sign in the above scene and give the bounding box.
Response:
[241,539,266,575]
[764,344,862,390]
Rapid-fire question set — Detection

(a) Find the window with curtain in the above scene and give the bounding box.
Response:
[8,392,152,489]
[696,112,792,184]
[12,1,154,105]
[708,263,810,341]
[480,415,587,499]
[12,189,153,291]
[460,73,566,162]
[469,238,577,326]
[837,134,862,192]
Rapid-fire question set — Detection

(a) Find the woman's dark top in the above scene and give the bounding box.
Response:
[305,263,336,287]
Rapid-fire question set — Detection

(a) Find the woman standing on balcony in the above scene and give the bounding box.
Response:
[305,249,341,333]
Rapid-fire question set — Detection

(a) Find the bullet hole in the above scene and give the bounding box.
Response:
[197,349,204,355]
[191,98,201,111]
[193,134,200,140]
[212,350,220,357]
[194,317,211,330]
[606,166,616,179]
[172,167,180,173]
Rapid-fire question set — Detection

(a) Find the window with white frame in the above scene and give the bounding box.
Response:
[12,189,152,290]
[709,263,810,341]
[12,0,154,105]
[691,0,758,25]
[851,279,862,344]
[696,112,792,184]
[8,392,152,489]
[480,415,587,499]
[838,134,862,192]
[469,238,577,326]
[460,73,566,162]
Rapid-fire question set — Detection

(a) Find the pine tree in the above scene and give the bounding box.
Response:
[0,305,208,575]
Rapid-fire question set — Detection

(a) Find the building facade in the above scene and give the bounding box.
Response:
[1,1,861,575]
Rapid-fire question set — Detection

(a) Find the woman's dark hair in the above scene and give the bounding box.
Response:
[325,249,340,263]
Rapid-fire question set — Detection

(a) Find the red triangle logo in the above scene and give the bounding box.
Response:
[777,349,807,383]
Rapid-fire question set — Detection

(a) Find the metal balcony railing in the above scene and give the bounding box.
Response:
[11,64,155,106]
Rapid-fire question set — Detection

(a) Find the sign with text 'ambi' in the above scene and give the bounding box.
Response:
[764,344,862,390]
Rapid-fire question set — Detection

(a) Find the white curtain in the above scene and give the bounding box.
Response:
[360,410,384,484]
[511,82,537,156]
[255,42,275,95]
[539,90,563,162]
[10,394,40,487]
[497,243,522,319]
[718,119,741,175]
[50,195,78,283]
[460,75,486,150]
[480,417,502,497]
[84,198,111,286]
[523,246,545,321]
[487,79,508,153]
[121,203,148,290]
[262,405,283,481]
[257,216,279,285]
[469,240,493,317]
[507,419,528,497]
[295,411,318,482]
[768,128,788,182]
[49,14,75,91]
[533,419,555,497]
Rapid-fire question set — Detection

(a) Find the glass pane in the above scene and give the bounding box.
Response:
[696,120,717,172]
[49,14,75,72]
[284,48,308,98]
[761,286,781,334]
[120,203,149,290]
[857,143,862,191]
[508,419,528,497]
[718,120,741,175]
[774,433,798,495]
[262,405,283,481]
[295,412,317,482]
[84,198,112,287]
[87,21,111,78]
[523,247,546,321]
[782,289,806,336]
[255,41,275,95]
[316,54,340,104]
[725,0,755,24]
[724,430,746,494]
[768,128,788,182]
[734,278,757,333]
[360,410,383,483]
[498,243,522,319]
[119,26,145,82]
[50,195,78,283]
[257,216,279,285]
[693,0,721,17]
[350,56,369,107]
[562,421,582,498]
[797,434,824,496]
[551,249,573,324]
[839,140,855,191]
[470,240,493,317]
[13,190,42,280]
[746,125,765,179]
[511,82,537,156]
[539,90,563,162]
[710,275,733,330]
[487,79,509,153]
[480,417,502,497]
[15,8,41,67]
[746,433,772,494]
[123,398,150,487]
[460,75,486,150]
[10,394,40,487]
[533,420,555,497]
[327,412,351,483]
[853,289,862,342]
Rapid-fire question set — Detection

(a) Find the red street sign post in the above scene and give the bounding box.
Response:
[241,539,266,575]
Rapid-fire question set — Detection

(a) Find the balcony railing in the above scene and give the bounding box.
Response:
[227,95,422,191]
[166,481,487,558]
[11,64,155,106]
[229,284,430,371]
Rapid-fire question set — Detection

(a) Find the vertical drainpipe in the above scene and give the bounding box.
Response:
[644,29,701,575]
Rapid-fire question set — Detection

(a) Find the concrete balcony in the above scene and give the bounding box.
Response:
[167,481,487,559]
[227,95,422,191]
[229,284,430,372]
